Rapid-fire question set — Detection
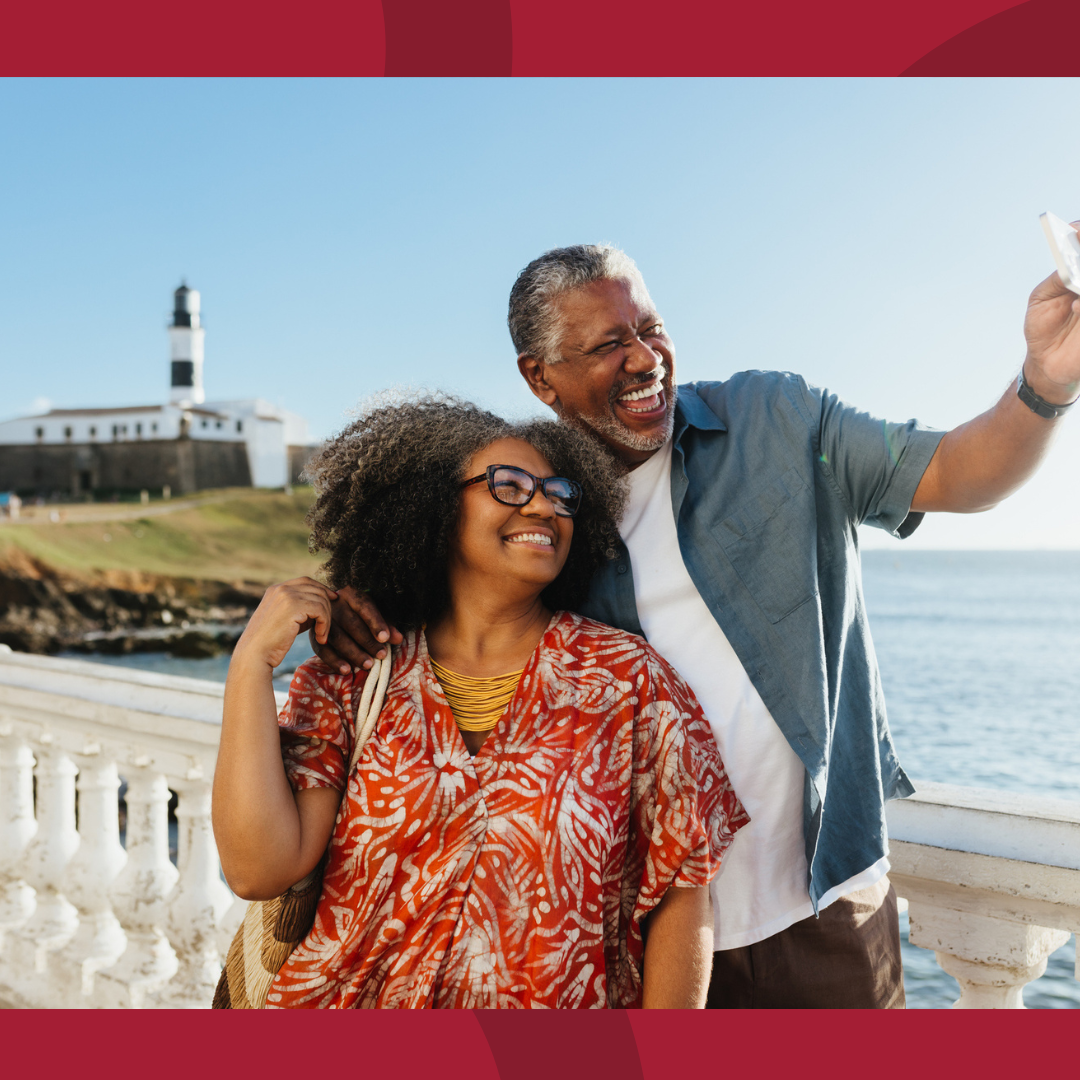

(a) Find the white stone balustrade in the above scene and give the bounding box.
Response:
[887,782,1080,1008]
[0,644,269,1008]
[0,643,1077,1008]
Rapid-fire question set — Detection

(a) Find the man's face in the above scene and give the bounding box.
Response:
[518,277,677,468]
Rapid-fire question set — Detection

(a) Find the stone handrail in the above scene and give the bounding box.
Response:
[0,645,287,1008]
[0,644,1077,1008]
[886,782,1080,1008]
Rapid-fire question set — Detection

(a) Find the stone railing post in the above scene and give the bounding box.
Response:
[60,755,128,998]
[96,769,178,1007]
[0,651,236,1007]
[18,742,80,970]
[888,781,1080,1010]
[155,778,233,1007]
[907,903,1071,1009]
[0,731,37,937]
[216,893,248,962]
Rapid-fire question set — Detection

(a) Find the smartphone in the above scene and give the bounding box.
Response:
[1040,211,1080,296]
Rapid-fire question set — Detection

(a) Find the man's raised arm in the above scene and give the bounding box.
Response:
[913,256,1080,514]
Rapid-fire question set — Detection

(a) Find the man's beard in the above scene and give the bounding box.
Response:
[576,368,677,453]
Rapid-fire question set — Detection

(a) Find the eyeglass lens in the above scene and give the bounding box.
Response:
[490,467,580,517]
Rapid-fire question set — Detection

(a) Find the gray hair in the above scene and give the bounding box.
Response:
[507,244,649,364]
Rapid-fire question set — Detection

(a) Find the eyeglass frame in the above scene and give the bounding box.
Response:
[460,464,583,518]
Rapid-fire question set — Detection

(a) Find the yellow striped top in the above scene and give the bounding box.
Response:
[430,659,524,732]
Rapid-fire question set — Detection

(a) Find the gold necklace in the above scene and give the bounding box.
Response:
[430,659,524,732]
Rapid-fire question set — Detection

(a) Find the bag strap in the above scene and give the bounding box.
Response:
[346,647,393,776]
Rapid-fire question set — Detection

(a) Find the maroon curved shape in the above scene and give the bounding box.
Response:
[903,0,1080,75]
[381,0,512,75]
[474,1009,645,1080]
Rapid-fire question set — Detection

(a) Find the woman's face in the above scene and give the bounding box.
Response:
[451,437,574,596]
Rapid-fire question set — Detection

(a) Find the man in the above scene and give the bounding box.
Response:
[315,241,1080,1008]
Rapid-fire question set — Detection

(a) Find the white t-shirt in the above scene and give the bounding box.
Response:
[621,439,887,950]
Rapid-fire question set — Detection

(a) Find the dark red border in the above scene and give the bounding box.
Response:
[2,1007,1078,1077]
[3,0,1079,1063]
[6,0,1080,75]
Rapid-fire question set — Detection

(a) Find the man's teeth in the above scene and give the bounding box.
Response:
[620,384,661,402]
[506,533,552,546]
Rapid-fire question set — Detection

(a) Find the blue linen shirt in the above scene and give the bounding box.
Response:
[578,372,947,910]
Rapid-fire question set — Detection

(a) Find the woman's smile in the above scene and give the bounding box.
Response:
[455,437,573,587]
[503,529,555,550]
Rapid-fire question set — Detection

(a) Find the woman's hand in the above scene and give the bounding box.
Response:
[234,577,338,671]
[215,576,343,899]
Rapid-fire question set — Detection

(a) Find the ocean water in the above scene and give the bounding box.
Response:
[67,550,1079,1008]
[862,549,1079,1009]
[862,550,1080,799]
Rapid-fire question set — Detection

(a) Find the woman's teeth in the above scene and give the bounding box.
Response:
[506,533,552,546]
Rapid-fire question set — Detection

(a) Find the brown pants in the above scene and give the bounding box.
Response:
[706,877,906,1009]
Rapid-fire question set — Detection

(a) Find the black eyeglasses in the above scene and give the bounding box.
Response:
[461,465,583,518]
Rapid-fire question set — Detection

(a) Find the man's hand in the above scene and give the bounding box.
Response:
[1023,232,1080,404]
[913,229,1080,516]
[308,586,403,674]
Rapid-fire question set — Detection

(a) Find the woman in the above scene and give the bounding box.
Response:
[213,396,746,1008]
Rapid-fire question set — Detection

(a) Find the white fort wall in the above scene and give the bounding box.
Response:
[0,399,309,493]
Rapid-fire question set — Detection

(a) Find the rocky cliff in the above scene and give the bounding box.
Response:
[0,546,265,655]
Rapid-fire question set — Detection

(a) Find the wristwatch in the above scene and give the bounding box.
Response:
[1016,369,1078,420]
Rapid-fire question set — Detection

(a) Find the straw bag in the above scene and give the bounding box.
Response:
[212,650,393,1009]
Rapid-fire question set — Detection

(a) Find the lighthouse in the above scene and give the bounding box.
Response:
[168,283,206,405]
[0,278,316,496]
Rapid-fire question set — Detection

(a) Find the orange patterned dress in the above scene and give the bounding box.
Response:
[268,611,747,1009]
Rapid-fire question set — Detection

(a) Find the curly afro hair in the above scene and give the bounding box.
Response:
[303,394,626,631]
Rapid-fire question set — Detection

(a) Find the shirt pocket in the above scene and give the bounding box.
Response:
[712,466,818,623]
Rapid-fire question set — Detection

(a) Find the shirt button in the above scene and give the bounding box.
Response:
[617,563,628,574]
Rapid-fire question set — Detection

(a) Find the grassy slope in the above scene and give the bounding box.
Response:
[0,489,323,585]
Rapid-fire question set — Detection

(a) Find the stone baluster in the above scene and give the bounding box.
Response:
[18,741,80,970]
[155,778,233,1007]
[97,769,178,1008]
[60,755,127,999]
[908,902,1072,1008]
[0,732,37,937]
[217,894,249,962]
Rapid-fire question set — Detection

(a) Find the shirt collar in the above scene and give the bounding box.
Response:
[673,383,727,440]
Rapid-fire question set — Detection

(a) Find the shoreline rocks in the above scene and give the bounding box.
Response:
[0,550,263,655]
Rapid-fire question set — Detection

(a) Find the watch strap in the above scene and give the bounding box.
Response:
[1016,370,1078,420]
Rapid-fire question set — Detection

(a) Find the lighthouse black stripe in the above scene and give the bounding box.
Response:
[171,360,194,387]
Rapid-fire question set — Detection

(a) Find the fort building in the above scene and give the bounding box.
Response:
[0,285,314,497]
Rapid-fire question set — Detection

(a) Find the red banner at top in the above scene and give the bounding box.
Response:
[5,0,1080,76]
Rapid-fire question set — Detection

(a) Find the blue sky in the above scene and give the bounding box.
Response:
[3,77,1080,547]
